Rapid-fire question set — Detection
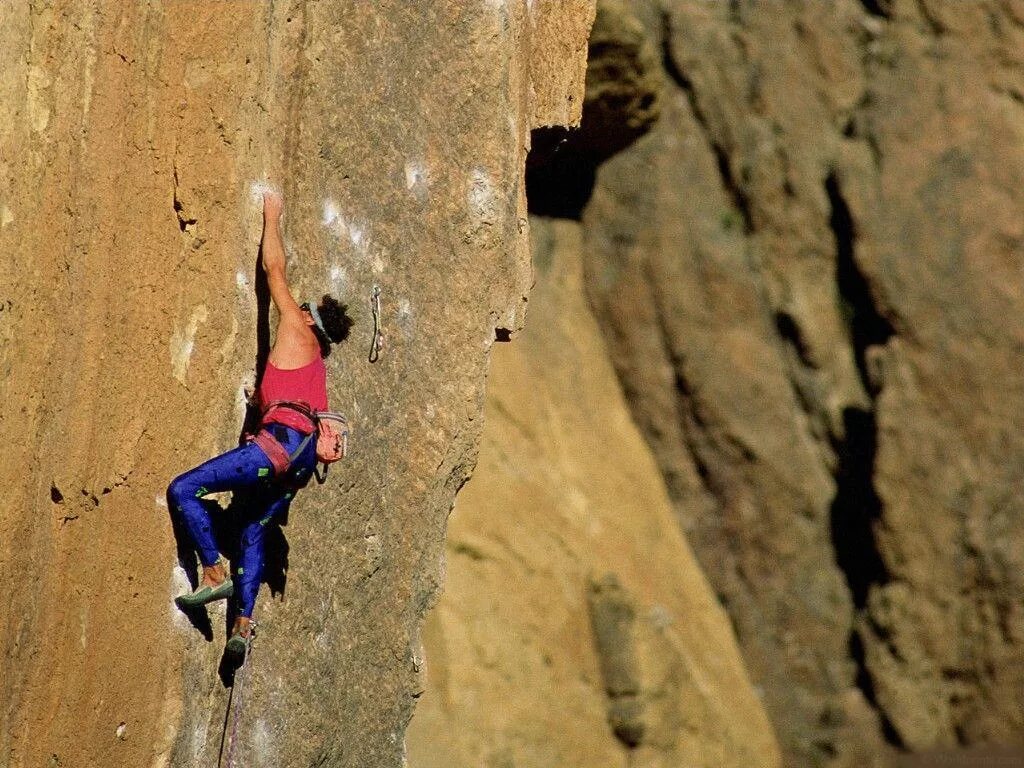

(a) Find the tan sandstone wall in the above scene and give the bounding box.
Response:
[580,0,1024,765]
[413,0,1024,766]
[406,217,779,768]
[0,2,594,767]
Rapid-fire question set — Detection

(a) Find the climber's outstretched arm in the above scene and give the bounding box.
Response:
[260,192,303,324]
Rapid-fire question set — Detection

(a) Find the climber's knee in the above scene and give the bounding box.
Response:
[168,471,209,512]
[167,474,191,509]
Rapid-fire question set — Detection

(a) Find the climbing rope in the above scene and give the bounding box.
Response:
[369,284,383,363]
[224,622,257,768]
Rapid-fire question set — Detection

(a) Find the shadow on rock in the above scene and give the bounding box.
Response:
[218,645,245,688]
[168,495,291,643]
[168,494,218,641]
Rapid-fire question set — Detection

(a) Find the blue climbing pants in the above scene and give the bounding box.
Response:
[168,424,316,617]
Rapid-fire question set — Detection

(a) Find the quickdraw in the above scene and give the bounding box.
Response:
[369,284,383,363]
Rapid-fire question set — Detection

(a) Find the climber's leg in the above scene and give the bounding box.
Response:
[235,490,294,619]
[168,441,275,573]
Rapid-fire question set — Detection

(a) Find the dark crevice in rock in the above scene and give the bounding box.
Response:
[493,327,512,342]
[858,0,894,19]
[527,4,660,219]
[525,126,597,220]
[830,407,889,610]
[727,0,746,26]
[774,310,826,426]
[774,311,816,369]
[172,166,197,234]
[660,11,753,234]
[913,0,947,36]
[826,172,900,743]
[827,172,895,395]
[50,484,64,504]
[850,631,905,746]
[658,11,691,93]
[643,262,732,507]
[844,95,884,171]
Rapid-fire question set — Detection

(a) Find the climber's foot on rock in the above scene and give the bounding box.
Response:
[225,617,253,659]
[176,562,233,608]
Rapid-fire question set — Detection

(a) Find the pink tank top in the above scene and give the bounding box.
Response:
[258,357,329,433]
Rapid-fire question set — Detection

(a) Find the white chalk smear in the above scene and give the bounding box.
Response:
[322,199,341,226]
[372,253,385,275]
[169,564,193,631]
[235,269,248,290]
[80,604,88,649]
[404,162,422,190]
[236,373,256,420]
[154,495,168,509]
[329,264,348,293]
[27,65,51,133]
[0,205,13,229]
[190,717,210,768]
[405,160,429,201]
[322,199,351,240]
[468,168,497,223]
[254,719,274,766]
[249,179,280,203]
[169,305,209,384]
[350,223,366,250]
[397,298,414,340]
[236,382,250,421]
[649,605,674,629]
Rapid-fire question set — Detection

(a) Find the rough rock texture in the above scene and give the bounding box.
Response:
[572,0,1024,765]
[0,2,594,767]
[406,217,779,768]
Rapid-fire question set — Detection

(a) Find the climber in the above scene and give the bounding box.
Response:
[168,190,353,657]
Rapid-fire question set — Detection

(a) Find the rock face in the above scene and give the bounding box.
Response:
[406,217,779,768]
[0,2,594,767]
[572,0,1024,765]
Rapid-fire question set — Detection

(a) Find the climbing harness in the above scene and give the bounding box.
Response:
[251,427,316,479]
[222,621,257,768]
[369,284,383,363]
[254,400,349,485]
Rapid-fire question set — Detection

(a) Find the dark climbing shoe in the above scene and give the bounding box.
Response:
[175,578,234,609]
[225,628,252,659]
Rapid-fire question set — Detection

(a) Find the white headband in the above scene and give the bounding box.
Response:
[307,301,327,336]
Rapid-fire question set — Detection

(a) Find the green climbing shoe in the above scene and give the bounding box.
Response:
[225,633,248,658]
[175,577,234,609]
[225,622,254,659]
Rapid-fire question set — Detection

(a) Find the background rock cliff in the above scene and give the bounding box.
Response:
[406,217,779,768]
[0,2,594,767]
[416,1,1024,766]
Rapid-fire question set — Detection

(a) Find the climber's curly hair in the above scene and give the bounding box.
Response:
[310,294,353,358]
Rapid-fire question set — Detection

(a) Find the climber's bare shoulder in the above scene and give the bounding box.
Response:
[268,315,319,368]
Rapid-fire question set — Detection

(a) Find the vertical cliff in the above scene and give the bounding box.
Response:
[577,0,1024,765]
[0,2,594,766]
[406,217,780,768]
